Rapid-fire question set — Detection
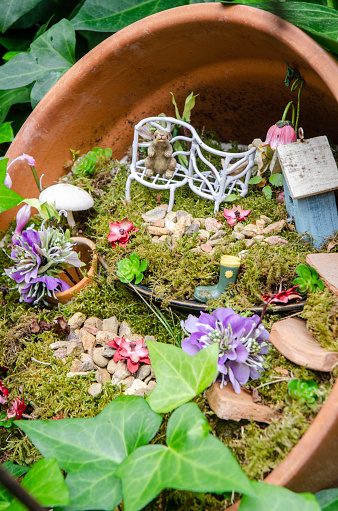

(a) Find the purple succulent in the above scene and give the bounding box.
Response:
[181,307,270,394]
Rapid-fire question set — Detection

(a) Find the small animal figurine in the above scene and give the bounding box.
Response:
[145,129,177,179]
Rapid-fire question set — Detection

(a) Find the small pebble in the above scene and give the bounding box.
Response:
[88,383,102,397]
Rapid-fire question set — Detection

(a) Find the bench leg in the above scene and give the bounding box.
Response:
[125,174,133,202]
[168,186,175,212]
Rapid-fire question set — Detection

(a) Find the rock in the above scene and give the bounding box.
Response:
[165,211,177,222]
[158,235,167,242]
[152,236,160,243]
[79,330,96,351]
[270,318,338,372]
[136,364,152,381]
[209,230,226,241]
[150,219,165,228]
[118,376,135,389]
[164,219,176,232]
[88,383,102,397]
[260,215,272,223]
[78,361,95,372]
[142,205,168,223]
[80,353,92,363]
[172,216,186,238]
[145,380,157,395]
[102,346,116,358]
[241,224,262,238]
[197,229,210,241]
[65,332,79,342]
[190,247,203,254]
[265,236,288,246]
[232,231,245,241]
[147,225,170,236]
[208,238,224,247]
[95,368,111,385]
[184,223,200,236]
[233,223,244,232]
[128,333,143,342]
[206,383,278,423]
[144,335,156,347]
[245,239,255,248]
[93,348,108,368]
[176,210,192,224]
[119,321,131,337]
[205,217,223,232]
[195,217,206,227]
[82,325,99,336]
[262,219,286,235]
[124,379,148,397]
[50,341,69,350]
[53,347,67,359]
[107,359,127,375]
[69,359,82,372]
[102,316,119,335]
[252,235,265,242]
[67,341,84,356]
[200,243,214,253]
[96,330,114,346]
[256,219,266,229]
[68,312,86,330]
[84,317,103,330]
[111,367,133,385]
[306,253,338,297]
[67,371,89,377]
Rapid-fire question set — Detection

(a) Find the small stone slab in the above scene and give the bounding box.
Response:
[306,253,338,297]
[206,383,277,423]
[270,317,338,371]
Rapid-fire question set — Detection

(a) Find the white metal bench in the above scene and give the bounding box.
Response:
[125,116,256,213]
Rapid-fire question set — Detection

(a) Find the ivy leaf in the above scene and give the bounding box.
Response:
[239,481,321,511]
[117,403,254,511]
[16,397,162,511]
[221,1,338,55]
[8,458,69,511]
[1,462,29,479]
[248,176,263,185]
[0,20,76,108]
[0,185,24,214]
[315,488,338,511]
[262,185,272,199]
[0,159,9,185]
[0,0,42,33]
[0,123,14,144]
[71,0,189,32]
[269,173,283,187]
[146,341,218,413]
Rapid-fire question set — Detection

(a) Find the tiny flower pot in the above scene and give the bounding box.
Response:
[49,237,96,305]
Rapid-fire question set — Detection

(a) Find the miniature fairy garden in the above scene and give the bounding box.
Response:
[0,65,337,511]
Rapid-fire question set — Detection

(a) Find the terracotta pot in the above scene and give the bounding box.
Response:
[1,2,338,497]
[53,237,96,305]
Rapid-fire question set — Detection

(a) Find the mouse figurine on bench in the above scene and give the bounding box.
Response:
[145,129,177,179]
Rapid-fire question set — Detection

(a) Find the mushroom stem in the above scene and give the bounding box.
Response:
[66,210,76,228]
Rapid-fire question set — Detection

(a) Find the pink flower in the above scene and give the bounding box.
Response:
[222,205,251,227]
[107,336,151,373]
[263,121,297,150]
[0,381,9,405]
[12,204,31,241]
[262,285,301,304]
[277,191,285,203]
[7,154,36,170]
[53,412,64,420]
[107,218,139,248]
[5,397,26,420]
[3,173,12,189]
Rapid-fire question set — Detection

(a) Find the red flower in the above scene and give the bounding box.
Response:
[0,381,9,405]
[107,218,139,248]
[262,285,301,304]
[6,397,26,420]
[263,121,297,150]
[53,412,64,420]
[107,336,151,373]
[222,205,251,227]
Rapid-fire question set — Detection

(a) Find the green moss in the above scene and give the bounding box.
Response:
[300,289,338,351]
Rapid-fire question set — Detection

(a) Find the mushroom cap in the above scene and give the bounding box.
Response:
[39,183,94,212]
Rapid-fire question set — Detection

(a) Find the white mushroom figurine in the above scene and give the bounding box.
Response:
[39,183,94,228]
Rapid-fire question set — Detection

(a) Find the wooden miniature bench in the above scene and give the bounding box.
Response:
[126,116,256,212]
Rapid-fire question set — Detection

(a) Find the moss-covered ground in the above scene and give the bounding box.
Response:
[0,135,337,510]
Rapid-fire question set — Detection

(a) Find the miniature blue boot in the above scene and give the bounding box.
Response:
[194,255,241,303]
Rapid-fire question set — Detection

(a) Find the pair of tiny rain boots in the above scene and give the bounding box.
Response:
[194,255,241,303]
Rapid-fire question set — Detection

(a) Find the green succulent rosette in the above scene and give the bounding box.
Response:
[293,264,325,294]
[117,253,147,285]
[287,379,319,406]
[72,147,112,176]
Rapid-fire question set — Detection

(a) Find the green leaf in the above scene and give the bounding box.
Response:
[225,193,239,202]
[0,159,9,185]
[315,488,338,510]
[134,273,144,285]
[16,396,162,511]
[239,481,321,511]
[71,0,188,32]
[117,403,254,511]
[296,264,310,278]
[0,20,76,107]
[8,458,69,511]
[22,198,60,222]
[269,173,283,187]
[0,184,24,214]
[221,1,338,55]
[248,176,263,185]
[262,185,272,199]
[0,123,14,144]
[170,91,181,120]
[0,33,32,52]
[182,91,198,123]
[139,259,147,273]
[173,140,189,167]
[146,341,218,413]
[2,52,24,62]
[1,462,29,479]
[0,0,42,33]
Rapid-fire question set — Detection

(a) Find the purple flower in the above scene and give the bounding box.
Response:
[3,173,12,189]
[7,154,36,170]
[181,307,269,394]
[12,205,31,241]
[20,276,70,304]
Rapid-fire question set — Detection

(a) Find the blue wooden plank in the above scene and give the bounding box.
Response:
[283,177,338,249]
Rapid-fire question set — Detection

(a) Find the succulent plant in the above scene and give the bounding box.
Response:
[287,379,319,406]
[72,147,112,176]
[117,253,147,285]
[293,264,325,294]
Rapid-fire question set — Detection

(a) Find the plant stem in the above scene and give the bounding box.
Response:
[294,79,304,133]
[327,0,334,7]
[30,166,42,192]
[0,466,46,511]
[281,101,295,125]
